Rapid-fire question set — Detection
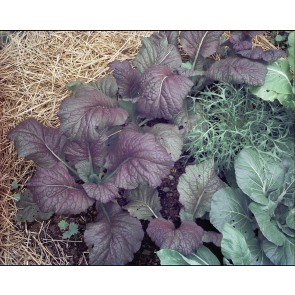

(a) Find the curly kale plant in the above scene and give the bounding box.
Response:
[185,83,294,171]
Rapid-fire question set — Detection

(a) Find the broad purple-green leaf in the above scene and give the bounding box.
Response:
[27,162,94,215]
[151,31,179,46]
[67,75,118,99]
[8,118,66,169]
[124,184,162,220]
[109,60,141,98]
[146,123,183,161]
[147,218,204,255]
[89,75,118,98]
[83,182,119,203]
[206,57,267,86]
[177,159,225,218]
[58,87,128,140]
[105,127,174,189]
[237,47,287,62]
[137,65,193,120]
[133,37,182,73]
[64,133,107,166]
[84,202,144,265]
[180,31,223,59]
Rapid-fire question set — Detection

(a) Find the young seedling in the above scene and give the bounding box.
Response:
[58,220,79,239]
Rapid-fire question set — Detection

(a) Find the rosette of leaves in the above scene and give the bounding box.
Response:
[210,148,295,265]
[250,31,295,109]
[185,82,294,171]
[8,72,189,265]
[109,31,285,121]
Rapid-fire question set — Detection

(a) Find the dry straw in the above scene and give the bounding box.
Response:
[0,31,275,265]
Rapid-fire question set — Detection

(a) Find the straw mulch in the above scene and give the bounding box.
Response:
[0,31,152,265]
[0,31,276,265]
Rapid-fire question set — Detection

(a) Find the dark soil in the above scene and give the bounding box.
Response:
[18,155,224,265]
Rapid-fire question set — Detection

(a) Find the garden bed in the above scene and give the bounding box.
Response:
[1,31,294,265]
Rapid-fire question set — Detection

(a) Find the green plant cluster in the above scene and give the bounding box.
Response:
[185,83,294,171]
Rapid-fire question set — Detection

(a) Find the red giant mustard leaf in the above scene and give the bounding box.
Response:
[84,203,144,265]
[105,127,174,189]
[58,87,128,140]
[180,31,223,59]
[7,118,66,169]
[27,162,94,215]
[133,37,182,73]
[237,47,287,62]
[64,132,107,166]
[147,218,204,255]
[137,65,193,120]
[83,182,119,203]
[205,57,267,86]
[109,60,141,99]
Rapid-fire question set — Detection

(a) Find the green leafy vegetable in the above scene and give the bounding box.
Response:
[235,148,286,205]
[211,148,294,265]
[262,237,295,265]
[249,202,285,246]
[210,187,254,239]
[250,59,294,108]
[221,223,272,265]
[157,245,220,265]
